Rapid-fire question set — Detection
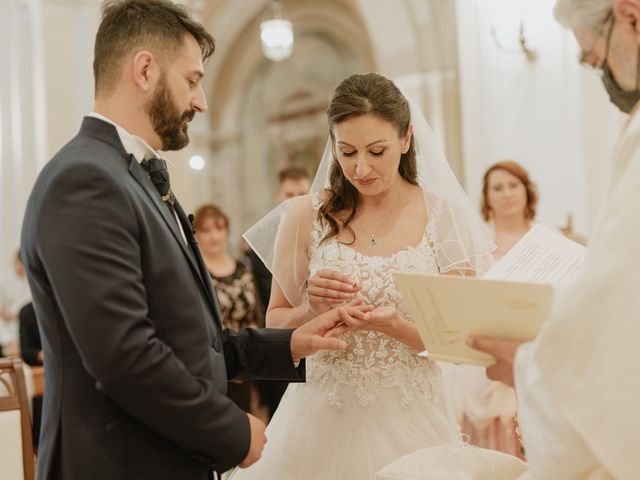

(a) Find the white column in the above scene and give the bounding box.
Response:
[30,0,48,172]
[1,0,47,263]
[41,1,100,157]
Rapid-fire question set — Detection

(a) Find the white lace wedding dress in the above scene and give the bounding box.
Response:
[230,193,462,479]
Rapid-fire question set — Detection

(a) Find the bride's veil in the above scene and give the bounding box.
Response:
[244,83,495,307]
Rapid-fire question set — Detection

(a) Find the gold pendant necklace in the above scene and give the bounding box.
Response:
[360,190,402,247]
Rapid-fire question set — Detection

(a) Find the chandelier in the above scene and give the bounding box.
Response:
[260,0,294,61]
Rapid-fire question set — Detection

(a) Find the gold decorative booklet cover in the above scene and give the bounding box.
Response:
[396,225,586,366]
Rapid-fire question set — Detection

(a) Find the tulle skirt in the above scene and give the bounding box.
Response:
[228,375,462,479]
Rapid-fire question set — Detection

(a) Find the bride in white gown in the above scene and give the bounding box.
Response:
[231,73,495,479]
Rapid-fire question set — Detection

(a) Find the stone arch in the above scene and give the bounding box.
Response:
[202,0,375,232]
[197,0,462,235]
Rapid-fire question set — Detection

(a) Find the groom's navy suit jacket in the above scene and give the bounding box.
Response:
[21,117,304,480]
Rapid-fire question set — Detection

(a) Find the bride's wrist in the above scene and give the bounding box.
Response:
[372,313,400,336]
[304,302,319,320]
[383,315,405,336]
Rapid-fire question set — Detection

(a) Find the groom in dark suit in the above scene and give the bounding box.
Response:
[20,1,358,479]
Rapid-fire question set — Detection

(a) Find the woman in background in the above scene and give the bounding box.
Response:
[452,160,538,459]
[482,160,538,260]
[194,204,264,415]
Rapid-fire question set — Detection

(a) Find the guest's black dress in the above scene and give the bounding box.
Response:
[209,261,263,412]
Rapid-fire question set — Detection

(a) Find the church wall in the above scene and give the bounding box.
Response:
[0,0,628,264]
[456,0,624,236]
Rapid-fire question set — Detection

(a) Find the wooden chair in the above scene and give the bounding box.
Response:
[29,366,44,398]
[0,358,35,480]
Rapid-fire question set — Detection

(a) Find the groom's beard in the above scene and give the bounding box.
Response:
[146,73,195,151]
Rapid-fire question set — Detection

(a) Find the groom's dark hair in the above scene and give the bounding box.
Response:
[94,0,215,96]
[320,72,418,244]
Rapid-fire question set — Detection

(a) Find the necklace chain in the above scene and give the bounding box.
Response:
[359,190,402,246]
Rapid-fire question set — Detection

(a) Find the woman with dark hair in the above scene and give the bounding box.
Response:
[231,72,495,479]
[193,203,264,414]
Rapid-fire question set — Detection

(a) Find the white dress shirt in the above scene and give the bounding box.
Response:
[87,112,187,243]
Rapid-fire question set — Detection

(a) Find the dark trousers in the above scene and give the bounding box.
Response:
[256,382,288,420]
[33,395,43,450]
[227,382,252,412]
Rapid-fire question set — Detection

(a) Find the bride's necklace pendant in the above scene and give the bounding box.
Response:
[370,234,377,246]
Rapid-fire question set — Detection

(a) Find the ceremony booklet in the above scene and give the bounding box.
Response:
[396,225,587,366]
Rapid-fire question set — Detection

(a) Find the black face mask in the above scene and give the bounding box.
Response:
[600,18,640,114]
[602,58,640,113]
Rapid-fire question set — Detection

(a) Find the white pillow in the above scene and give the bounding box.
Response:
[375,444,528,480]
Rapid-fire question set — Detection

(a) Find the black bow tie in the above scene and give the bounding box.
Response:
[141,157,173,204]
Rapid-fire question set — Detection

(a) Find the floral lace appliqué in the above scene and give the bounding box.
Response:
[307,193,445,409]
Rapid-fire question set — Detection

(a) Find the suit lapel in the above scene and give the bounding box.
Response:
[128,157,207,286]
[173,199,224,330]
[129,157,184,241]
[80,117,224,331]
[128,157,223,330]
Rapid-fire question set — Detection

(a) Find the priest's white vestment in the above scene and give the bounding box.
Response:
[515,108,640,480]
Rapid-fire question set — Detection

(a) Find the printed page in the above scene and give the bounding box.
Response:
[395,273,553,366]
[483,224,586,285]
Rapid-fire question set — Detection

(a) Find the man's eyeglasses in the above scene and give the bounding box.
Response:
[579,10,614,72]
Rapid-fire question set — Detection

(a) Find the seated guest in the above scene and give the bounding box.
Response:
[0,251,31,357]
[194,204,264,414]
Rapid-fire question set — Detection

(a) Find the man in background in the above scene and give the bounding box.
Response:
[247,166,310,419]
[249,166,310,307]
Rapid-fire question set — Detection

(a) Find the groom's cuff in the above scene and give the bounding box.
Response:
[293,358,305,380]
[244,327,306,382]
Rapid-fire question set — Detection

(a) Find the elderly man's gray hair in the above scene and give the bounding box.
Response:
[554,0,613,30]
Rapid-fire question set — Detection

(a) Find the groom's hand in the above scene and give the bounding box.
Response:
[290,301,371,360]
[467,336,522,387]
[238,413,267,468]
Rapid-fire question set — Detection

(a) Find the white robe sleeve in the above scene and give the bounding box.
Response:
[515,343,614,480]
[512,109,640,480]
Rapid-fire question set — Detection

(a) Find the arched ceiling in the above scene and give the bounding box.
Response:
[199,0,375,133]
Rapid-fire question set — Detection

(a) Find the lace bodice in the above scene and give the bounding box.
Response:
[307,193,445,408]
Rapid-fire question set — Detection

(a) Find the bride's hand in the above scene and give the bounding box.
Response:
[323,303,399,337]
[290,299,373,359]
[362,306,400,335]
[328,305,424,351]
[322,299,374,338]
[307,269,361,314]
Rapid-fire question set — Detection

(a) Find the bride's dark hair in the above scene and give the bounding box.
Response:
[319,72,418,244]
